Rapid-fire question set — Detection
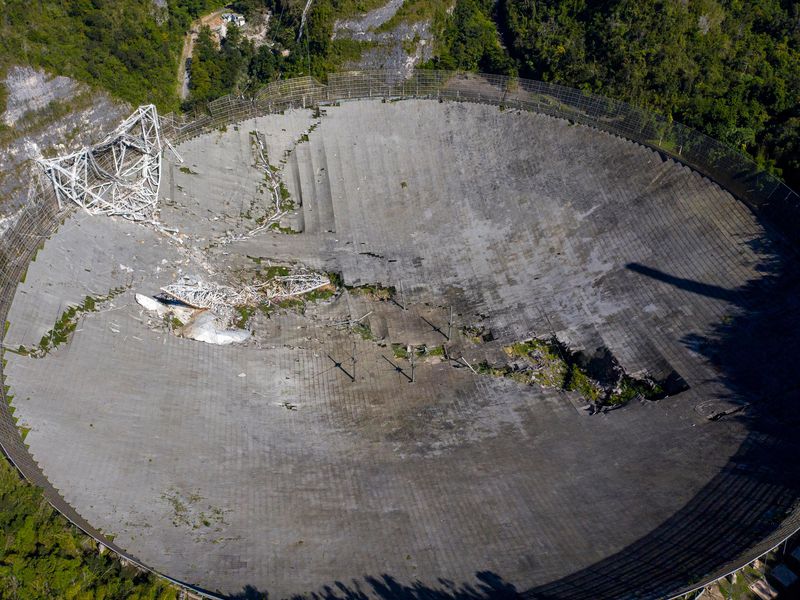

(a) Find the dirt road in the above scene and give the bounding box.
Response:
[177,8,228,101]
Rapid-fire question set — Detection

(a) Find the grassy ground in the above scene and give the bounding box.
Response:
[333,0,395,19]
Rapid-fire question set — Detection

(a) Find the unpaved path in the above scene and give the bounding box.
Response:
[177,8,228,100]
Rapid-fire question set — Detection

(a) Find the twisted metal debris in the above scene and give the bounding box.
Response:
[36,105,179,222]
[218,132,290,245]
[160,269,331,321]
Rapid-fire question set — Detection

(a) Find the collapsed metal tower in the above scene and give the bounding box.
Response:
[161,271,331,320]
[37,105,173,222]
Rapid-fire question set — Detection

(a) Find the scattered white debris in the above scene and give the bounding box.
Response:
[136,292,249,346]
[219,132,289,244]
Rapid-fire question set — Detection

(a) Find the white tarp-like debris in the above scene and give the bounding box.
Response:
[135,293,195,322]
[182,311,251,345]
[37,105,180,222]
[135,293,167,314]
[135,293,249,346]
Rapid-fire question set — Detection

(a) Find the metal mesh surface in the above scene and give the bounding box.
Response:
[3,70,799,599]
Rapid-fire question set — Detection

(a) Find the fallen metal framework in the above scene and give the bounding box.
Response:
[217,131,295,245]
[161,270,331,322]
[37,105,176,222]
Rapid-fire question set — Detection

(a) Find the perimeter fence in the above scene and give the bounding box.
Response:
[0,70,799,600]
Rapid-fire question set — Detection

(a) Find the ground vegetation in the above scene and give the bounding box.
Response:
[0,458,177,599]
[0,0,226,114]
[477,337,667,408]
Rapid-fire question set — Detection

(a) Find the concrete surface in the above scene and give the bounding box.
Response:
[6,99,800,599]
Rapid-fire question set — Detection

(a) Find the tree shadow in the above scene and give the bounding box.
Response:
[230,572,521,600]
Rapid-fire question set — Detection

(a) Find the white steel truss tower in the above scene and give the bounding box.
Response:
[37,105,173,222]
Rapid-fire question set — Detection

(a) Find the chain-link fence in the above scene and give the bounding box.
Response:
[161,70,800,245]
[2,70,799,599]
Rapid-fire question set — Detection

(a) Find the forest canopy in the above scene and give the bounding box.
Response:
[0,0,226,113]
[0,457,176,599]
[431,0,800,187]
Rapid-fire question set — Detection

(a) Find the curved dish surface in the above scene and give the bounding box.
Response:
[5,98,800,599]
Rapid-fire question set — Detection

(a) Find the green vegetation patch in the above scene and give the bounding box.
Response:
[715,564,767,599]
[269,222,300,235]
[327,38,377,66]
[278,181,295,212]
[421,0,515,75]
[305,286,336,303]
[352,322,373,341]
[392,344,410,359]
[276,297,304,310]
[347,282,396,301]
[412,344,446,359]
[427,344,445,357]
[506,338,568,388]
[376,0,452,32]
[264,265,291,279]
[478,336,668,408]
[234,306,255,329]
[11,288,125,358]
[462,324,493,343]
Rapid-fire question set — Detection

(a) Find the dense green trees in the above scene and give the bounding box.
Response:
[1,0,796,186]
[188,24,255,105]
[0,459,176,599]
[428,0,515,75]
[184,0,382,106]
[426,0,798,187]
[0,0,225,113]
[486,0,800,187]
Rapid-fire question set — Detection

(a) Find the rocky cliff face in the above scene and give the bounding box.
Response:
[0,66,128,211]
[333,0,438,81]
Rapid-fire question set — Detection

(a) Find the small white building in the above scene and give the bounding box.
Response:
[222,13,246,28]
